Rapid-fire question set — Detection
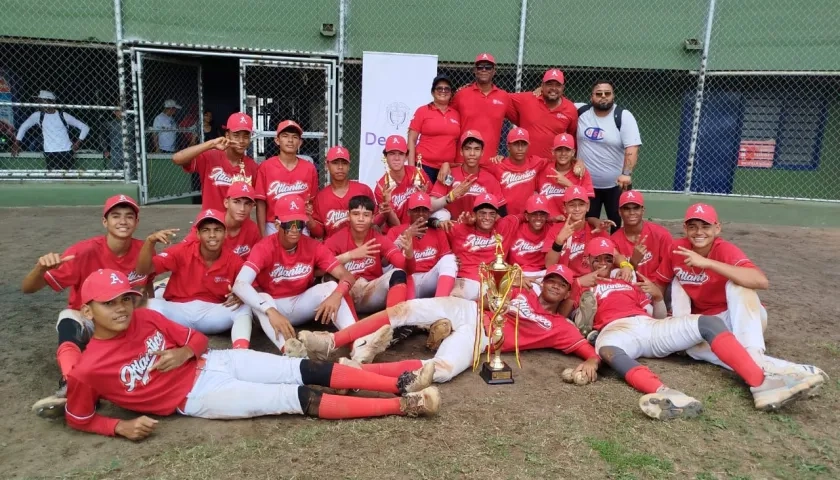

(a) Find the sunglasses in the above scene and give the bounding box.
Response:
[279,220,305,232]
[434,86,452,93]
[593,91,613,98]
[475,65,495,71]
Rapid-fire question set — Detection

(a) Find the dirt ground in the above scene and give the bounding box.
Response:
[1,205,838,480]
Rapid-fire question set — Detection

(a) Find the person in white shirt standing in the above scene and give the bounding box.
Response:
[152,99,181,153]
[12,90,90,171]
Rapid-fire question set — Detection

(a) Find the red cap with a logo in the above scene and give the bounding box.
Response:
[619,190,644,207]
[194,208,226,228]
[274,194,308,222]
[327,145,351,163]
[507,127,530,144]
[473,193,504,211]
[103,194,139,217]
[384,135,408,153]
[544,264,575,286]
[684,203,719,224]
[585,237,617,258]
[224,113,253,133]
[475,53,496,65]
[542,68,565,84]
[552,133,575,150]
[460,129,484,147]
[226,181,256,201]
[407,192,432,210]
[563,186,590,203]
[80,269,141,305]
[525,194,552,214]
[276,119,303,135]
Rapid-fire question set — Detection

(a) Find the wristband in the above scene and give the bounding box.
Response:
[447,192,455,203]
[336,280,351,296]
[622,169,633,176]
[551,242,563,253]
[619,261,634,270]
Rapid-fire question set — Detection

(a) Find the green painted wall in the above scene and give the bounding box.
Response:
[2,1,115,43]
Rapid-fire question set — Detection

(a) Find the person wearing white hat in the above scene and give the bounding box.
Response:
[12,90,90,170]
[152,99,182,153]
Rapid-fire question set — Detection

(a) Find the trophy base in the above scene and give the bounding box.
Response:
[480,362,514,385]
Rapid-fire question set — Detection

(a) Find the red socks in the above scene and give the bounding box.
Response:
[232,339,250,349]
[56,342,82,377]
[435,275,456,297]
[710,331,765,387]
[625,365,664,394]
[329,363,399,394]
[362,360,424,377]
[386,283,407,308]
[332,310,392,348]
[317,394,403,419]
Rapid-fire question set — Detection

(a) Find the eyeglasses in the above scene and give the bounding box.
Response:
[279,220,305,232]
[593,92,613,98]
[434,86,452,93]
[475,65,495,71]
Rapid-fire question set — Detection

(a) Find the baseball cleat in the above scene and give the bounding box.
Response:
[350,325,393,364]
[283,338,308,358]
[586,330,599,346]
[639,388,703,420]
[397,362,435,395]
[32,379,68,420]
[388,326,419,348]
[399,386,441,417]
[297,331,335,362]
[425,319,453,351]
[762,364,828,397]
[751,373,823,411]
[574,291,597,336]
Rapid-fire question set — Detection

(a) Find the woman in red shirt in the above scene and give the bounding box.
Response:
[407,75,461,184]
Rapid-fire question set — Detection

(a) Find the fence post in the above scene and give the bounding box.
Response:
[683,0,716,194]
[114,0,131,183]
[337,0,348,144]
[514,0,528,92]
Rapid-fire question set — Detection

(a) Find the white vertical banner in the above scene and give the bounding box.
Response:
[358,51,438,187]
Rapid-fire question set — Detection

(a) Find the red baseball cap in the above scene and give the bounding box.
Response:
[226,181,256,201]
[224,113,253,133]
[460,129,484,147]
[103,194,139,217]
[274,194,308,222]
[194,208,226,228]
[542,68,565,84]
[563,186,590,203]
[327,145,351,163]
[619,190,644,207]
[276,119,303,135]
[684,203,719,224]
[552,133,575,150]
[585,237,617,257]
[473,193,503,211]
[80,269,141,305]
[544,264,575,286]
[475,53,496,65]
[507,127,530,144]
[384,135,408,153]
[525,194,552,214]
[407,192,432,210]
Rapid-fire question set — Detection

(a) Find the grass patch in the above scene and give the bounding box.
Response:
[587,437,673,479]
[820,342,840,357]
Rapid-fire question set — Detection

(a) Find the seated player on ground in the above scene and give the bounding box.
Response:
[233,195,357,353]
[63,270,440,441]
[576,238,823,420]
[182,181,262,259]
[24,195,153,418]
[136,209,253,349]
[374,135,432,227]
[536,133,592,222]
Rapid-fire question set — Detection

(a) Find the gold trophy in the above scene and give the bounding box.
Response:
[473,234,523,384]
[381,154,394,199]
[413,153,426,189]
[230,161,252,185]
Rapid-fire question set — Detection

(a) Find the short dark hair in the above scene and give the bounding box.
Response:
[349,195,376,212]
[461,138,484,149]
[591,80,615,92]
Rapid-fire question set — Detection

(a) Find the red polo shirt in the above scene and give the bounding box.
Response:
[408,103,461,169]
[488,155,549,215]
[451,83,510,165]
[182,149,258,212]
[506,94,578,159]
[152,241,244,303]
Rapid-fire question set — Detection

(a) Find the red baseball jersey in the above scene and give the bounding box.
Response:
[506,94,579,159]
[44,236,152,310]
[374,166,431,224]
[245,234,339,298]
[387,224,452,274]
[182,149,258,212]
[543,224,609,275]
[654,237,759,315]
[488,155,548,216]
[254,157,319,222]
[611,222,674,280]
[64,308,209,436]
[152,241,244,303]
[451,83,511,165]
[312,181,376,238]
[408,103,461,169]
[325,229,405,281]
[507,221,550,273]
[448,215,519,281]
[536,163,595,219]
[579,277,651,331]
[430,166,505,219]
[182,218,261,259]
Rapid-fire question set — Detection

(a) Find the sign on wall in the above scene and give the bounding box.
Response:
[737,139,776,168]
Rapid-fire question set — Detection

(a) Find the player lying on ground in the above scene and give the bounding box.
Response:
[23,195,153,418]
[63,269,440,441]
[298,265,600,385]
[576,238,824,420]
[136,209,253,349]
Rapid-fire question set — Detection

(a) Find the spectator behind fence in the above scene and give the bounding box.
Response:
[407,75,460,184]
[12,90,90,171]
[102,108,136,179]
[151,99,181,153]
[575,80,641,233]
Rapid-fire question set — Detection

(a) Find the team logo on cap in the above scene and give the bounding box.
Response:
[516,129,524,136]
[239,115,248,124]
[550,70,559,77]
[416,193,425,200]
[560,134,568,142]
[241,184,250,192]
[694,205,705,213]
[204,210,214,217]
[482,194,493,201]
[626,192,636,199]
[289,200,300,210]
[336,147,344,155]
[600,239,610,248]
[392,137,400,144]
[534,196,544,204]
[109,272,123,285]
[572,187,582,195]
[118,195,128,202]
[481,54,490,60]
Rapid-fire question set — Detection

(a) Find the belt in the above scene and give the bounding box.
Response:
[177,355,207,412]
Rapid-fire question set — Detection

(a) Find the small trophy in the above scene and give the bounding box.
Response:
[413,153,426,189]
[231,162,252,185]
[473,234,523,385]
[381,154,394,198]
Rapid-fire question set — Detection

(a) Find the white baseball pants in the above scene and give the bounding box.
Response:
[595,314,705,359]
[351,270,400,313]
[146,299,251,334]
[450,278,481,301]
[412,254,458,298]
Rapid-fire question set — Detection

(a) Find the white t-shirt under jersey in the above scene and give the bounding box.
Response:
[16,111,90,153]
[575,103,642,190]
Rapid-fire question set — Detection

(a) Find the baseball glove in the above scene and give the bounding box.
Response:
[425,318,453,351]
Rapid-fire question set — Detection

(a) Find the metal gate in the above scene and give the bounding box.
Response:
[135,51,203,204]
[239,58,336,187]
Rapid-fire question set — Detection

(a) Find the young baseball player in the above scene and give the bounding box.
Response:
[488,127,546,216]
[182,181,261,258]
[387,192,458,298]
[232,195,357,353]
[610,190,673,279]
[374,135,431,227]
[577,238,823,420]
[325,195,410,313]
[536,133,593,221]
[171,112,259,212]
[23,195,152,418]
[63,269,440,440]
[255,120,319,236]
[543,186,610,274]
[298,264,599,385]
[507,194,555,281]
[309,145,381,239]
[136,209,253,349]
[654,203,828,382]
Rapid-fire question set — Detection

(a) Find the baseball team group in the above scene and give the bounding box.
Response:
[21,53,826,442]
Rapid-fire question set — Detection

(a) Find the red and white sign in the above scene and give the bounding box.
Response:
[737,140,776,168]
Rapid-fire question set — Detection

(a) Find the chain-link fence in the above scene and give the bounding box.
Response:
[1,0,838,203]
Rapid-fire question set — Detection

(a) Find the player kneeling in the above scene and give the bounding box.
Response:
[63,270,440,440]
[578,238,823,420]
